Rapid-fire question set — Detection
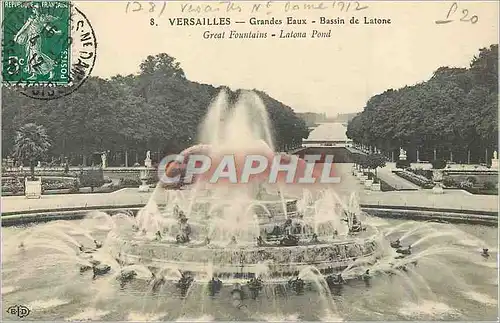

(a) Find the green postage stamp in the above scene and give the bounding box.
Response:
[2,0,71,85]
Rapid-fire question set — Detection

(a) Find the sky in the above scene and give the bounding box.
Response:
[76,1,499,115]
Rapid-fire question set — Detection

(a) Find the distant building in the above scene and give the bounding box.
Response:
[303,122,353,147]
[296,112,327,127]
[332,112,359,123]
[296,111,360,127]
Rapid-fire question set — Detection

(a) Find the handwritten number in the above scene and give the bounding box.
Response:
[131,2,142,12]
[125,1,142,13]
[460,9,469,21]
[354,1,369,11]
[460,9,478,24]
[436,2,478,24]
[158,2,166,17]
[333,1,366,12]
[150,18,155,26]
[126,1,165,16]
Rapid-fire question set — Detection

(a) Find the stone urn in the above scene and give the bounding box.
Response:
[25,177,42,199]
[364,179,373,189]
[432,169,444,194]
[138,168,150,192]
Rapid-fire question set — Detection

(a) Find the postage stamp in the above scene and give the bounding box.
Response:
[1,0,97,100]
[2,0,71,84]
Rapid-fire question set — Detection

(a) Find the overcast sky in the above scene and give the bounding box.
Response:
[77,1,498,115]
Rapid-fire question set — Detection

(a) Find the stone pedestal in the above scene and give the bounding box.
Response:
[360,175,368,184]
[25,177,42,199]
[144,158,152,168]
[491,159,499,170]
[432,169,443,182]
[364,179,373,189]
[432,170,444,194]
[432,183,444,194]
[139,169,150,192]
[356,172,363,179]
[371,183,381,191]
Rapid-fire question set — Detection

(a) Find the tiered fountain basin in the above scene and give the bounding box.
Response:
[119,227,380,283]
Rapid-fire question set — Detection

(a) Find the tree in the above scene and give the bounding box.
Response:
[431,159,447,169]
[78,168,104,192]
[139,53,186,78]
[346,44,498,163]
[2,53,310,165]
[365,153,386,182]
[351,153,366,170]
[13,123,51,180]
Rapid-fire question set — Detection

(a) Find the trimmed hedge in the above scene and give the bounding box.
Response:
[393,170,434,189]
[395,159,411,169]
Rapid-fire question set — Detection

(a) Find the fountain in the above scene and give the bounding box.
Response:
[2,90,498,321]
[139,168,151,192]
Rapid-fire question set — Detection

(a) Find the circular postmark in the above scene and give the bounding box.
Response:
[1,1,97,100]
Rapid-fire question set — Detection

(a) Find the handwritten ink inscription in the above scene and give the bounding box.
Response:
[436,2,478,25]
[125,1,167,17]
[282,1,368,12]
[125,1,368,16]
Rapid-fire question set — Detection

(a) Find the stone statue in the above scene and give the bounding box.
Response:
[491,151,499,169]
[101,153,107,168]
[399,148,407,160]
[145,150,152,168]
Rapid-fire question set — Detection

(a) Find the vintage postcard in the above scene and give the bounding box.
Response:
[1,0,498,321]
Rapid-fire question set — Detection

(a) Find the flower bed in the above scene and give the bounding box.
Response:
[42,178,79,192]
[3,170,79,178]
[393,170,434,189]
[118,178,143,187]
[2,176,79,195]
[408,168,433,180]
[442,176,498,195]
[1,177,24,194]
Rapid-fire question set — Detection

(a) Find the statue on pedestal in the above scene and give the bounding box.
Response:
[145,150,152,168]
[101,153,107,168]
[399,148,407,160]
[491,150,498,169]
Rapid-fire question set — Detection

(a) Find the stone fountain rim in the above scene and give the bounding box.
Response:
[119,224,380,251]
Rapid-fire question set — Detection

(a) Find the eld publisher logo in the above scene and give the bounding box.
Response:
[6,305,31,318]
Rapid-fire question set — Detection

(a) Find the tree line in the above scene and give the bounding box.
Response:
[346,44,498,164]
[2,53,310,166]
